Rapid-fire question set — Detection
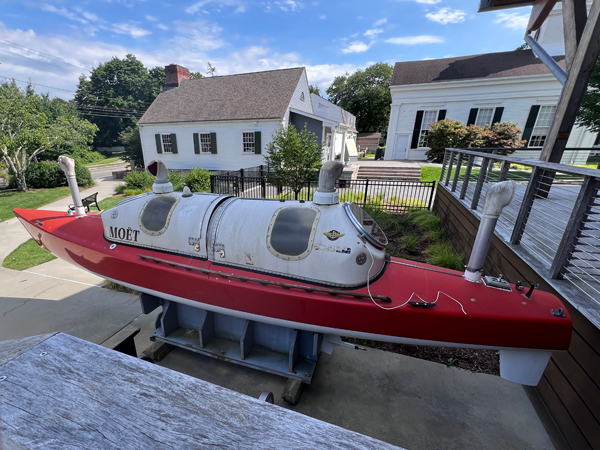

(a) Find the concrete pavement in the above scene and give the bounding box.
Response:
[0,164,558,450]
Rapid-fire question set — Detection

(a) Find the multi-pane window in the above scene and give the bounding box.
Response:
[475,108,494,127]
[161,134,172,153]
[243,132,255,153]
[418,110,438,147]
[199,133,211,153]
[529,105,556,147]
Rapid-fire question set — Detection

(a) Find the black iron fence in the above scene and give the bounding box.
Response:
[210,174,436,213]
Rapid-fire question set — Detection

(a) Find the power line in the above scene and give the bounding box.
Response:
[0,47,87,77]
[0,38,92,72]
[0,75,76,93]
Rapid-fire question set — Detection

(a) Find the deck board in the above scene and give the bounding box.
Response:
[0,333,403,450]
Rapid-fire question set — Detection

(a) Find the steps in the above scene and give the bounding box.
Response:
[356,165,421,181]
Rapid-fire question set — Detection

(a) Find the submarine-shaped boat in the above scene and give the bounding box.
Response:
[14,157,572,385]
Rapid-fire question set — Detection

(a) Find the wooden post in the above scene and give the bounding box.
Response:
[549,176,600,279]
[451,153,464,192]
[471,157,489,210]
[510,167,544,245]
[460,155,475,200]
[498,160,511,182]
[563,0,588,73]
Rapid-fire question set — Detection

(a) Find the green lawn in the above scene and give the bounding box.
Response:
[85,157,125,168]
[98,195,131,211]
[2,238,56,270]
[0,187,72,221]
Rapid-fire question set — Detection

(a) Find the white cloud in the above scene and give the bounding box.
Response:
[494,12,529,30]
[275,1,303,12]
[234,5,246,13]
[342,41,370,53]
[169,20,226,52]
[319,15,326,20]
[385,35,444,44]
[156,24,169,31]
[373,18,387,26]
[80,11,100,22]
[414,0,441,4]
[42,5,88,24]
[426,8,466,24]
[145,15,158,22]
[364,28,383,38]
[109,23,152,38]
[186,1,212,14]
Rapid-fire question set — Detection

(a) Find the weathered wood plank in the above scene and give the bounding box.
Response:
[562,0,588,72]
[0,333,56,367]
[0,333,403,450]
[537,375,593,450]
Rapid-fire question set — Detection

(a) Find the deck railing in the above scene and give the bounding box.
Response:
[441,148,600,322]
[210,175,436,213]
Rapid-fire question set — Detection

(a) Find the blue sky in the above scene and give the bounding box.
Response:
[0,0,532,99]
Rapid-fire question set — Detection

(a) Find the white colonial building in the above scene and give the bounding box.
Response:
[384,3,597,163]
[137,65,357,171]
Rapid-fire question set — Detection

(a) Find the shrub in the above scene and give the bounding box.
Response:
[427,242,464,271]
[409,209,441,231]
[11,161,93,189]
[402,233,419,252]
[73,149,105,164]
[184,168,211,193]
[399,198,426,210]
[168,170,185,192]
[114,183,127,195]
[123,170,154,191]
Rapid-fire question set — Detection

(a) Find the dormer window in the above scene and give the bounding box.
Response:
[300,92,305,101]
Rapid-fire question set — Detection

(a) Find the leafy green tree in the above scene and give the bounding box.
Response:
[75,54,165,147]
[425,119,523,163]
[264,124,322,199]
[309,84,321,96]
[0,81,97,191]
[577,57,600,133]
[326,63,393,133]
[190,71,204,79]
[120,127,144,168]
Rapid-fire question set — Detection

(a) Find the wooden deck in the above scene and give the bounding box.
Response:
[0,333,403,450]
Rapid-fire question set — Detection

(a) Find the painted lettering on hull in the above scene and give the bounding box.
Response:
[109,226,140,242]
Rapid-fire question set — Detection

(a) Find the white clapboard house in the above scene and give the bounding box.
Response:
[138,65,357,171]
[384,3,597,163]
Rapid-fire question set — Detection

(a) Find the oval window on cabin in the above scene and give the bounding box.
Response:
[267,206,320,261]
[344,203,388,249]
[139,196,180,236]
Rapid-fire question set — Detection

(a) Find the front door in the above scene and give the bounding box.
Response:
[393,135,409,160]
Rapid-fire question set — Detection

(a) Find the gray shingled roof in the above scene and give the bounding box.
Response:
[391,50,566,86]
[138,67,304,124]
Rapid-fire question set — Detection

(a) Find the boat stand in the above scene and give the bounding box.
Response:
[140,293,324,386]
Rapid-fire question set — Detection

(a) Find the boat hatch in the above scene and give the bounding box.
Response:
[139,196,181,236]
[344,203,388,249]
[267,206,320,261]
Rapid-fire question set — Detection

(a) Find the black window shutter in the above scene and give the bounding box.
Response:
[437,110,447,121]
[155,134,162,154]
[410,111,424,149]
[254,131,261,154]
[193,133,200,154]
[170,134,178,154]
[467,108,478,126]
[492,107,504,124]
[210,132,218,154]
[522,105,540,148]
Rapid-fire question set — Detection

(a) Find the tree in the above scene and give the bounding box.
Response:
[75,54,165,147]
[425,119,523,163]
[326,63,393,133]
[577,56,600,133]
[309,84,321,96]
[120,127,144,168]
[189,71,204,79]
[263,124,322,199]
[0,81,97,191]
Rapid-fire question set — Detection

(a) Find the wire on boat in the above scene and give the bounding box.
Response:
[365,246,467,314]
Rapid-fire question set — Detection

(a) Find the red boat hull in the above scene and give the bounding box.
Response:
[15,208,572,352]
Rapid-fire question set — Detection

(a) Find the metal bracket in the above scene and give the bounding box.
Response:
[483,275,512,292]
[551,308,567,318]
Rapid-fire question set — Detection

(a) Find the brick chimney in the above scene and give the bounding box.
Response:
[165,64,190,88]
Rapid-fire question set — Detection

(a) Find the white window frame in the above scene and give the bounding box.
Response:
[199,132,211,154]
[475,108,495,128]
[242,131,255,154]
[418,110,438,148]
[529,105,557,148]
[161,133,172,153]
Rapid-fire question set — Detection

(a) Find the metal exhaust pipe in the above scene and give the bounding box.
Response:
[147,160,173,194]
[58,156,86,217]
[464,180,516,282]
[313,161,344,205]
